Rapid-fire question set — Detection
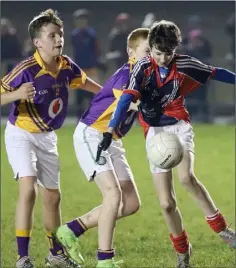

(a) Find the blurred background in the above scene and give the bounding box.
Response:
[1,1,235,124]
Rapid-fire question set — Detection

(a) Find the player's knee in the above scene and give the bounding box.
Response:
[159,198,176,213]
[42,188,61,209]
[19,187,37,204]
[179,172,197,188]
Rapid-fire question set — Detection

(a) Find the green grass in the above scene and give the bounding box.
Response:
[1,124,235,268]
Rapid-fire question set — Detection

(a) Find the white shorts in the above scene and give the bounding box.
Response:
[146,120,194,174]
[73,122,134,182]
[4,122,60,189]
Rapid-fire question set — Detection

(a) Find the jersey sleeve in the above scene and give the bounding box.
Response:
[1,66,26,93]
[212,67,235,84]
[66,57,87,89]
[112,67,130,91]
[123,59,146,102]
[179,55,216,85]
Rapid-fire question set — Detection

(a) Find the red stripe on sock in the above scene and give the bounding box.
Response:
[170,231,190,254]
[206,212,227,233]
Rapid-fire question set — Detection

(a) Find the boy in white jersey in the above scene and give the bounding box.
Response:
[1,9,101,268]
[53,28,150,268]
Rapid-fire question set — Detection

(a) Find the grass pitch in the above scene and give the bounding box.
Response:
[1,124,235,267]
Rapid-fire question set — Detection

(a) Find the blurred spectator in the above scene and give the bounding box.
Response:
[1,18,22,73]
[106,13,132,68]
[187,14,202,31]
[185,29,212,62]
[183,29,213,123]
[179,14,202,53]
[23,38,35,57]
[72,9,101,119]
[141,13,156,28]
[225,13,235,69]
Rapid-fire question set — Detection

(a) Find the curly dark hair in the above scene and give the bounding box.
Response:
[28,9,63,40]
[148,20,182,52]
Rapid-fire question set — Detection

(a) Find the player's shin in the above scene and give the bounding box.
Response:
[97,195,120,251]
[39,187,65,256]
[177,151,218,216]
[160,203,191,255]
[161,206,185,238]
[178,173,228,234]
[76,180,140,232]
[180,174,218,216]
[152,172,185,237]
[95,171,121,259]
[16,177,37,260]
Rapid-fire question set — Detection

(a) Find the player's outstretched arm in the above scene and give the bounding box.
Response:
[108,93,135,133]
[81,77,102,94]
[96,58,145,160]
[212,67,235,84]
[95,93,134,162]
[1,82,36,106]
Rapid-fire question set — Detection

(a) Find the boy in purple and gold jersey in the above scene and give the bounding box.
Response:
[1,9,101,268]
[53,28,150,268]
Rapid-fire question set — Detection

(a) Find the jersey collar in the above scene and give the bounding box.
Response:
[34,50,68,78]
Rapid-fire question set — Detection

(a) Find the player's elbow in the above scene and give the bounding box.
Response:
[83,77,102,94]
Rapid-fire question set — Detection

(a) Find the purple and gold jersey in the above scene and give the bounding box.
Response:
[1,50,86,132]
[81,58,136,138]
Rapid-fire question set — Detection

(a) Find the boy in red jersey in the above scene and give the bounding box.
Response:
[98,20,235,268]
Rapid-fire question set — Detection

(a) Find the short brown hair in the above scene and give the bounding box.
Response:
[148,20,182,52]
[127,28,149,49]
[28,9,63,40]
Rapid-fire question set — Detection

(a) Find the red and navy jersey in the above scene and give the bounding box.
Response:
[123,54,216,136]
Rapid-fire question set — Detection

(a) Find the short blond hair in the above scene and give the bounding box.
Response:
[28,9,63,40]
[127,28,149,49]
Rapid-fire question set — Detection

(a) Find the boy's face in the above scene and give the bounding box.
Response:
[130,39,150,61]
[151,46,175,67]
[34,23,64,58]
